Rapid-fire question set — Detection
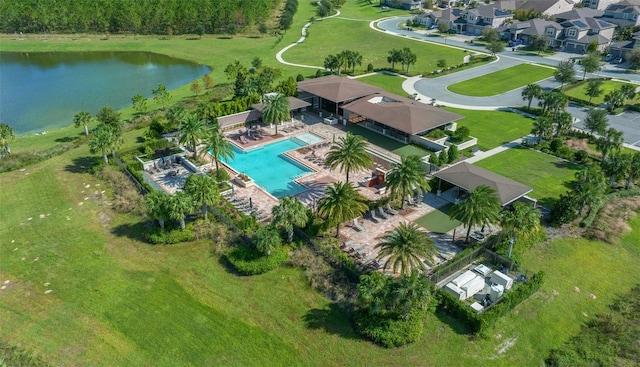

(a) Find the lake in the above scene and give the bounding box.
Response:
[0,51,210,135]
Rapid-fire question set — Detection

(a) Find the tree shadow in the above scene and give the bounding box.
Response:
[55,136,77,143]
[65,156,102,173]
[434,309,473,335]
[302,303,360,340]
[110,220,149,242]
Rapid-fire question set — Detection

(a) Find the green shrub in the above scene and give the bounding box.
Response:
[556,146,575,161]
[427,129,446,139]
[296,73,305,82]
[353,309,425,348]
[146,226,195,244]
[574,149,588,162]
[550,193,579,226]
[367,63,374,72]
[225,244,288,275]
[214,168,231,183]
[549,138,564,152]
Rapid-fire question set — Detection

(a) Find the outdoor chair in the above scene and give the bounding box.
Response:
[377,207,389,220]
[368,210,380,223]
[406,196,416,207]
[385,203,398,215]
[352,218,364,232]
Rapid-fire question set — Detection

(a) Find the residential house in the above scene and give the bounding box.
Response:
[609,29,640,58]
[560,17,617,52]
[456,4,513,35]
[380,0,422,10]
[519,0,580,17]
[554,8,605,22]
[416,8,463,29]
[498,19,563,46]
[601,1,640,27]
[582,0,618,10]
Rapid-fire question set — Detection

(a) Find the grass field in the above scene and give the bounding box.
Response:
[563,79,640,106]
[446,108,535,151]
[447,64,555,96]
[356,73,407,97]
[414,203,461,233]
[474,147,582,208]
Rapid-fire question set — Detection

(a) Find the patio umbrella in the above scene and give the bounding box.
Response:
[249,197,253,210]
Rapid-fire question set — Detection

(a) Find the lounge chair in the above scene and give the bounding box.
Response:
[368,210,380,223]
[360,253,377,265]
[406,196,416,207]
[377,207,389,220]
[353,218,364,232]
[385,203,398,215]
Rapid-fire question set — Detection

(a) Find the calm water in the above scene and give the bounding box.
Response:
[0,51,210,135]
[222,139,313,198]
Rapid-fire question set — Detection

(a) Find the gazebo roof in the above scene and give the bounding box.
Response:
[297,75,383,103]
[434,162,532,206]
[251,96,311,113]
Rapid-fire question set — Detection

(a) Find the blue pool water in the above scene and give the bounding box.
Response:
[223,138,313,198]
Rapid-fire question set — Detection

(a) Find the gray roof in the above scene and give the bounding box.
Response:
[218,110,262,129]
[297,75,383,103]
[434,162,532,206]
[554,8,604,21]
[341,92,463,135]
[251,96,311,113]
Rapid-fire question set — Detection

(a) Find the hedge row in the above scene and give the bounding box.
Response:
[146,226,195,245]
[225,245,288,275]
[437,271,545,335]
[353,309,425,348]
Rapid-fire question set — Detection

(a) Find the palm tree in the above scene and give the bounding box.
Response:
[500,202,541,246]
[601,153,629,187]
[88,125,117,164]
[375,222,437,275]
[449,185,501,243]
[317,182,368,237]
[605,89,626,112]
[553,111,573,137]
[261,93,290,135]
[596,127,624,163]
[145,190,170,229]
[202,124,234,171]
[573,166,607,215]
[324,133,372,183]
[584,108,608,136]
[554,60,575,89]
[167,191,193,230]
[0,123,16,155]
[179,113,207,157]
[272,196,308,243]
[521,84,542,110]
[253,225,282,256]
[165,105,186,131]
[385,155,430,209]
[389,271,433,318]
[585,79,603,103]
[626,152,640,189]
[73,111,92,136]
[531,116,554,141]
[184,174,219,220]
[387,49,402,69]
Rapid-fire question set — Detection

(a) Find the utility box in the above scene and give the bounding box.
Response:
[490,270,513,290]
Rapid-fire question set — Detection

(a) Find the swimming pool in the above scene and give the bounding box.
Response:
[222,138,314,198]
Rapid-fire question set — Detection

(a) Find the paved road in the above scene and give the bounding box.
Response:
[375,17,640,149]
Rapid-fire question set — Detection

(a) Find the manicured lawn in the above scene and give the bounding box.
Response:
[474,147,582,208]
[447,64,555,96]
[563,79,640,106]
[345,124,430,157]
[414,203,461,233]
[446,108,535,151]
[356,73,407,97]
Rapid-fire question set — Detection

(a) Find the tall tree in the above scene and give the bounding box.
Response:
[531,116,554,141]
[584,108,608,136]
[385,155,430,209]
[620,84,636,101]
[581,52,601,80]
[131,94,148,114]
[531,34,548,55]
[596,127,624,163]
[95,106,121,128]
[437,21,450,44]
[202,74,215,90]
[145,190,170,229]
[375,222,437,275]
[486,40,505,56]
[387,49,402,69]
[572,166,608,215]
[73,111,92,136]
[521,84,542,110]
[167,191,192,230]
[202,124,234,171]
[0,123,15,155]
[324,54,339,74]
[400,48,417,73]
[605,89,626,112]
[554,61,575,89]
[261,93,290,136]
[165,105,186,131]
[585,79,603,103]
[184,174,219,220]
[540,91,567,116]
[553,111,573,137]
[317,182,368,237]
[500,202,541,247]
[271,196,308,243]
[602,153,629,187]
[448,185,502,243]
[324,133,373,183]
[625,152,640,189]
[152,83,172,109]
[88,124,117,164]
[178,113,208,157]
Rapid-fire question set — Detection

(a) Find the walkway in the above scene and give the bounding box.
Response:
[464,139,523,163]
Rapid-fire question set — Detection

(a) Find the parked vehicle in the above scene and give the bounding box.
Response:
[508,39,522,47]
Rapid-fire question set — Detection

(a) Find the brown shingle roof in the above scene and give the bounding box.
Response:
[251,96,311,113]
[297,75,383,103]
[434,162,532,206]
[341,92,463,135]
[218,110,262,129]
